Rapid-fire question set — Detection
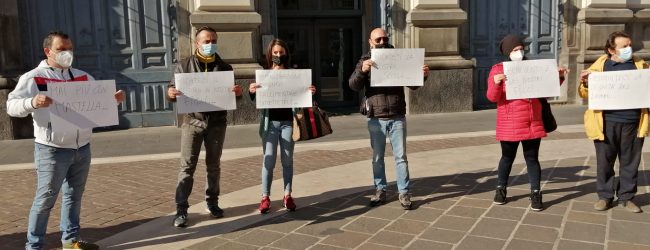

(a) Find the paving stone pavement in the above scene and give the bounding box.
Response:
[0,132,587,249]
[5,128,650,250]
[183,152,650,250]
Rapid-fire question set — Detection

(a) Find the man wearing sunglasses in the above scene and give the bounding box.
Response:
[349,28,430,210]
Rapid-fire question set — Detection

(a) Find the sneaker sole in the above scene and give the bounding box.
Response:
[493,201,506,205]
[260,208,271,214]
[369,200,386,207]
[593,206,609,211]
[205,208,224,218]
[624,207,642,213]
[173,222,187,228]
[529,206,543,212]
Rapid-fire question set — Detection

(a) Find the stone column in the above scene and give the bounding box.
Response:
[0,0,32,140]
[180,0,263,124]
[404,0,474,113]
[576,0,633,103]
[630,1,650,60]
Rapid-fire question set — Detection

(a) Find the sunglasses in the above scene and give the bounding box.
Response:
[373,37,389,43]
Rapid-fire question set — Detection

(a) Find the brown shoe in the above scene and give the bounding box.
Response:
[622,200,642,213]
[594,199,610,211]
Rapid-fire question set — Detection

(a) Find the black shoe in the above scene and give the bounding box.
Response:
[206,204,224,218]
[530,190,543,211]
[369,189,387,207]
[493,186,507,205]
[173,210,188,227]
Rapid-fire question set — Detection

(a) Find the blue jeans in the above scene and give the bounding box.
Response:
[368,117,410,193]
[261,120,294,196]
[26,143,91,250]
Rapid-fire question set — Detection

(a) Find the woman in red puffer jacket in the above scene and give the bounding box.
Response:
[487,34,566,212]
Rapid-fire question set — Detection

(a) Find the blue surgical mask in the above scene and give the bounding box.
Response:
[201,43,217,56]
[618,46,632,61]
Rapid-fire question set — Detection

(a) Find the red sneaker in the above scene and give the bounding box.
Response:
[259,196,271,214]
[284,195,296,211]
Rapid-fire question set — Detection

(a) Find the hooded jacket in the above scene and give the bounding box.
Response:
[7,60,94,149]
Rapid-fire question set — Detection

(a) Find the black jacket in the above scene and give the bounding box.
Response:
[348,52,423,118]
[167,54,233,128]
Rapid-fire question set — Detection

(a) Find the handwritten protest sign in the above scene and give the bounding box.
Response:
[255,69,312,109]
[48,80,119,131]
[503,59,561,100]
[370,48,424,87]
[588,69,650,110]
[174,71,236,113]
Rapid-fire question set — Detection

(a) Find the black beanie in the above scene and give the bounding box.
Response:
[499,35,523,56]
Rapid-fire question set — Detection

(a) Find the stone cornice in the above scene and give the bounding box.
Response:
[232,63,263,78]
[425,56,474,70]
[407,9,467,27]
[634,8,650,21]
[190,12,262,30]
[577,8,633,23]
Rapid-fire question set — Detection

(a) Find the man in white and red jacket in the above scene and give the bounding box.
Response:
[7,31,124,250]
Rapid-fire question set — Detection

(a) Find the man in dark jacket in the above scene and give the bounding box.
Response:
[166,26,243,227]
[349,28,429,210]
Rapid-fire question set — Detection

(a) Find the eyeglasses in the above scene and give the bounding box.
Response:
[373,37,389,43]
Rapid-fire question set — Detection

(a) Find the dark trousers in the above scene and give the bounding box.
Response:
[175,122,227,210]
[497,139,542,191]
[594,121,644,202]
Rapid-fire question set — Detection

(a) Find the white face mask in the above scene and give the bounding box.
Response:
[54,50,74,68]
[509,50,524,61]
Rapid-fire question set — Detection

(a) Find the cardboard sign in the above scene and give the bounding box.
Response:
[255,69,312,109]
[48,80,119,130]
[588,69,650,110]
[174,71,236,113]
[503,59,561,100]
[370,48,424,87]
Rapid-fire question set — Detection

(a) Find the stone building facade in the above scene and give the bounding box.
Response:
[0,0,648,139]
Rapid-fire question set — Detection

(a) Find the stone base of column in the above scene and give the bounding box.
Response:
[0,77,33,140]
[408,66,473,114]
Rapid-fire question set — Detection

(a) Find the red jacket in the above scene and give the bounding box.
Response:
[487,62,546,142]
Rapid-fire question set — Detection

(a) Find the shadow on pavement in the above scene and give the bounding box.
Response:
[7,164,648,249]
[103,164,649,249]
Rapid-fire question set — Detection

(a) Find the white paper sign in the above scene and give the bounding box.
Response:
[588,69,650,110]
[503,59,561,100]
[255,69,312,109]
[174,71,236,114]
[370,48,424,87]
[48,80,119,131]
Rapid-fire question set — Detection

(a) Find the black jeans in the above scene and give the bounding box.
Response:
[497,139,542,191]
[594,121,644,202]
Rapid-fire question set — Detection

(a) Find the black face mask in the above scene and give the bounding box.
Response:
[272,55,289,66]
[373,43,394,49]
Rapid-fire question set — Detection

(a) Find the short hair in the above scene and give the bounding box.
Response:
[43,31,70,49]
[195,26,216,37]
[604,31,631,55]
